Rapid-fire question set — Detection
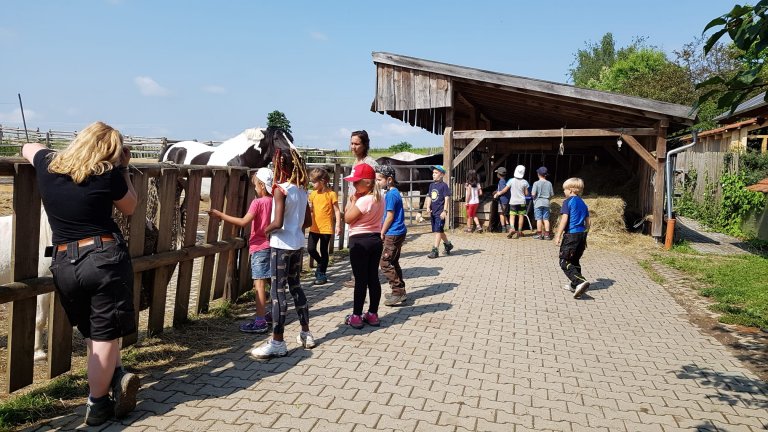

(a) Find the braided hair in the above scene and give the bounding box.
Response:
[273,147,308,189]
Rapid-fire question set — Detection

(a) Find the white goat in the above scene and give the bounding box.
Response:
[0,209,52,361]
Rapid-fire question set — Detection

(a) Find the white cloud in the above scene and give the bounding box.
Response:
[134,76,170,97]
[382,122,418,136]
[310,31,328,41]
[0,108,38,124]
[201,85,227,94]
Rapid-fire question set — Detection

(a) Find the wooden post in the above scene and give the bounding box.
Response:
[197,170,227,313]
[7,164,41,392]
[148,168,178,336]
[653,121,668,238]
[174,170,202,326]
[124,169,148,346]
[444,109,454,229]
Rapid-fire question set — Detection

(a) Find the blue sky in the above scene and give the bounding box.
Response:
[1,1,730,150]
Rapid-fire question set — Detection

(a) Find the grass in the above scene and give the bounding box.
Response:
[638,259,665,285]
[0,371,88,430]
[656,247,768,329]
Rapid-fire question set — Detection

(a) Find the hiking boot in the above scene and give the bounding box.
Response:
[444,242,454,255]
[363,312,380,327]
[296,331,316,349]
[85,396,115,426]
[112,369,139,419]
[345,314,364,329]
[384,292,407,306]
[573,281,590,299]
[532,232,542,239]
[427,247,439,259]
[240,318,269,334]
[250,339,288,359]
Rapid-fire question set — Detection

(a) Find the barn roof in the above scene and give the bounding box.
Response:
[714,91,768,123]
[747,177,768,193]
[371,52,695,134]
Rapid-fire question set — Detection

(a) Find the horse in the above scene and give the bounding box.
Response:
[376,153,443,220]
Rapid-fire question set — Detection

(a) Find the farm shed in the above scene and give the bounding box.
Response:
[370,52,695,237]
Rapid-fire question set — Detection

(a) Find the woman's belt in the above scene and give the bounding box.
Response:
[56,234,116,252]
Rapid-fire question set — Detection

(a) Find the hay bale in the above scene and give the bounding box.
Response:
[551,195,626,235]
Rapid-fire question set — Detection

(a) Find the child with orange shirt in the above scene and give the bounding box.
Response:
[308,168,341,285]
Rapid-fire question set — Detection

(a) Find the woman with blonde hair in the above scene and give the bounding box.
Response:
[23,121,140,426]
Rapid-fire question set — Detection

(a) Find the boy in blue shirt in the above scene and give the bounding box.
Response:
[376,165,408,306]
[555,177,591,299]
[424,165,454,259]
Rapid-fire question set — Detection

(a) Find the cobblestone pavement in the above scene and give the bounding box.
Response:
[29,228,768,431]
[675,216,752,255]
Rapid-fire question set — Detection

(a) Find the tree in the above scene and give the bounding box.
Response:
[696,1,768,114]
[388,141,412,152]
[569,33,617,86]
[267,110,292,132]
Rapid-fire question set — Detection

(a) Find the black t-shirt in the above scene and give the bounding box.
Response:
[33,149,128,244]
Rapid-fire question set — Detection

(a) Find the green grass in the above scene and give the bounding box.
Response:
[638,259,665,285]
[0,371,88,430]
[656,251,768,329]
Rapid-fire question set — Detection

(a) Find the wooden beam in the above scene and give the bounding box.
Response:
[452,137,483,168]
[453,128,658,140]
[622,135,657,171]
[652,121,668,238]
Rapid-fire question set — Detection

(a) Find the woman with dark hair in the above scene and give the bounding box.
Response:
[22,121,140,426]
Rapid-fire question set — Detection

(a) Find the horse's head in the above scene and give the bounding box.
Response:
[226,126,294,169]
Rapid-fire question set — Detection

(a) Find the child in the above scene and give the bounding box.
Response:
[491,167,510,233]
[307,168,341,285]
[343,163,385,328]
[208,168,274,333]
[376,165,408,307]
[464,169,483,233]
[504,165,529,239]
[251,147,315,358]
[425,165,454,259]
[555,177,591,299]
[531,166,554,240]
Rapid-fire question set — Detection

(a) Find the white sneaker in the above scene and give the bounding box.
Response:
[573,281,590,299]
[563,284,575,292]
[250,339,287,359]
[296,331,316,349]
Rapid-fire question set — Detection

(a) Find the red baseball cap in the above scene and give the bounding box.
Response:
[344,163,376,181]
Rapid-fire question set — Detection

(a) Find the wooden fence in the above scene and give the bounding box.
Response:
[674,151,740,201]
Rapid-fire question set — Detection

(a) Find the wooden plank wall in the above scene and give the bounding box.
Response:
[674,151,740,201]
[374,64,452,134]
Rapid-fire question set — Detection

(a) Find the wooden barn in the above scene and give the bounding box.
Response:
[370,52,696,237]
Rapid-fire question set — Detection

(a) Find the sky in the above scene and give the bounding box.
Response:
[1,1,731,150]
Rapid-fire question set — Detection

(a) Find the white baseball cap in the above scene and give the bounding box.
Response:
[255,167,273,193]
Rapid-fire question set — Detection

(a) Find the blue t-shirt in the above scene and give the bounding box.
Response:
[382,187,407,236]
[560,195,589,233]
[496,178,510,205]
[428,181,451,215]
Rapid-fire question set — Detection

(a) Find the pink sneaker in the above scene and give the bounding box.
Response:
[363,312,380,327]
[345,314,364,329]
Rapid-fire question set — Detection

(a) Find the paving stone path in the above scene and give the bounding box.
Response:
[675,216,752,255]
[29,228,768,431]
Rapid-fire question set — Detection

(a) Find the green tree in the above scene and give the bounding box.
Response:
[696,1,768,114]
[569,33,618,86]
[388,141,413,152]
[267,110,292,132]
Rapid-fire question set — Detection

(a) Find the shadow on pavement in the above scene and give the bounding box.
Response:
[673,364,768,410]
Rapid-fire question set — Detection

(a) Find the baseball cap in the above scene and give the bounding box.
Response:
[431,165,446,174]
[513,165,525,179]
[255,168,273,193]
[495,166,507,175]
[344,163,376,182]
[536,166,548,176]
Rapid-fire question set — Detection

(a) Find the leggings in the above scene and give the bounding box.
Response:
[349,233,383,316]
[307,232,331,274]
[270,248,309,335]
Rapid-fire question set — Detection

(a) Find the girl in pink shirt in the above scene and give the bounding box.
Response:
[343,163,385,329]
[208,168,273,334]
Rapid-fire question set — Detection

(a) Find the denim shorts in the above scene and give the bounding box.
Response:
[251,248,271,279]
[534,206,550,220]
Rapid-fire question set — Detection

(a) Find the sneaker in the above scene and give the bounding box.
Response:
[240,318,269,334]
[85,396,115,426]
[563,284,575,292]
[384,292,407,306]
[343,279,355,288]
[476,227,483,233]
[506,230,515,239]
[514,231,521,239]
[573,281,590,299]
[112,369,139,419]
[265,311,273,325]
[345,314,364,329]
[542,233,553,240]
[444,242,454,255]
[532,232,542,239]
[464,227,473,233]
[427,247,439,259]
[250,339,288,359]
[313,275,328,285]
[363,312,380,326]
[296,331,316,349]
